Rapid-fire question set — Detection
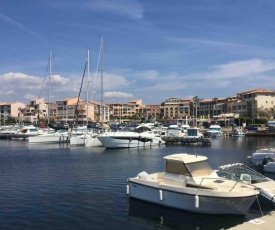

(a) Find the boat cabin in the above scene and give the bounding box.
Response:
[164,154,215,178]
[187,128,204,138]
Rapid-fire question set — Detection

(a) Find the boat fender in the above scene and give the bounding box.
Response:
[159,190,163,201]
[126,185,129,194]
[195,195,199,208]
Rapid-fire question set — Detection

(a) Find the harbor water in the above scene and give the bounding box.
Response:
[1,137,275,230]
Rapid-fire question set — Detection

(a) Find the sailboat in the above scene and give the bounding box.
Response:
[70,48,91,146]
[29,50,70,144]
[85,35,105,147]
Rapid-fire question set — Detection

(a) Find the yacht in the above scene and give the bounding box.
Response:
[248,148,275,166]
[166,124,190,137]
[97,123,165,149]
[28,130,69,144]
[166,124,186,137]
[127,153,259,215]
[206,124,223,137]
[19,125,40,136]
[186,127,204,138]
[231,127,245,137]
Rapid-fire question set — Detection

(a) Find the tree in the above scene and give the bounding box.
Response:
[212,97,219,118]
[192,96,200,127]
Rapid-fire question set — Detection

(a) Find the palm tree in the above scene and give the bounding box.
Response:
[192,96,200,127]
[212,97,219,119]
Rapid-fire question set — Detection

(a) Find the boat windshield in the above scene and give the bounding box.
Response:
[216,164,270,183]
[119,124,152,133]
[185,161,215,177]
[165,160,214,177]
[209,127,220,131]
[120,124,139,132]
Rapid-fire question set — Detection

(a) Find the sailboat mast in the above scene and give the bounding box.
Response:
[48,50,52,125]
[100,35,104,129]
[86,48,90,126]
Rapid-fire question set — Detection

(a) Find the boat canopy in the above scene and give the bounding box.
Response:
[164,154,214,177]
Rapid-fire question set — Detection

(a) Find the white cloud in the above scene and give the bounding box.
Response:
[0,72,43,90]
[0,72,72,100]
[104,91,134,98]
[24,94,37,100]
[135,70,159,80]
[189,59,275,80]
[50,74,70,85]
[92,72,132,91]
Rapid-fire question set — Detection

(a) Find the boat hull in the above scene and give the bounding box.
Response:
[207,131,223,137]
[249,152,275,165]
[97,134,164,149]
[127,181,257,215]
[70,135,86,146]
[264,163,275,173]
[28,134,69,144]
[85,136,103,147]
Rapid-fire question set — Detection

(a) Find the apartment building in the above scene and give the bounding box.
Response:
[56,97,110,123]
[139,104,161,121]
[235,88,275,119]
[107,99,142,121]
[160,97,191,120]
[198,98,227,118]
[20,98,57,123]
[0,101,26,123]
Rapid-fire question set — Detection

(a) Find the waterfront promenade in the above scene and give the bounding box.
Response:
[230,211,275,230]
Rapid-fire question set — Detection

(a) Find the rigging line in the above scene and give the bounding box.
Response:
[91,38,102,102]
[74,60,88,126]
[38,56,50,99]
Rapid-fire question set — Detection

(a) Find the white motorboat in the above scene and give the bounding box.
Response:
[19,125,40,136]
[231,127,246,137]
[85,134,103,147]
[166,124,187,137]
[28,130,69,144]
[127,153,259,215]
[97,124,165,149]
[186,127,204,138]
[217,163,275,204]
[248,149,275,166]
[206,125,223,137]
[255,156,275,173]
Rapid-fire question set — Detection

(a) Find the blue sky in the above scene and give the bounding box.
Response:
[1,0,275,105]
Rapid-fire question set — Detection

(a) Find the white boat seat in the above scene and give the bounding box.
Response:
[163,177,186,187]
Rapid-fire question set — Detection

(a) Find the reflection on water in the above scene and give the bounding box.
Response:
[127,198,246,230]
[0,137,275,230]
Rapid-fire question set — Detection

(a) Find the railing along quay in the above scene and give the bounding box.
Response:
[162,136,211,146]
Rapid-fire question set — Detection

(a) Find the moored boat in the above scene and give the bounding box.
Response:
[217,163,275,204]
[127,153,259,215]
[97,123,165,149]
[231,127,246,137]
[206,125,223,137]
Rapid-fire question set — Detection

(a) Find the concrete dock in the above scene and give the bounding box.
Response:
[229,210,275,230]
[162,136,211,145]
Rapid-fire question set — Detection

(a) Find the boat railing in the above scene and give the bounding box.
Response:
[195,176,254,195]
